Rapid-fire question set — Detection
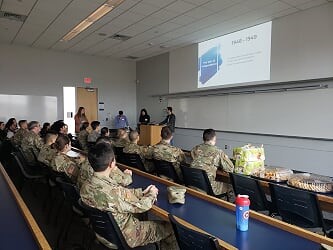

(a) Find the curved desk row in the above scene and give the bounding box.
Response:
[0,163,51,250]
[117,163,333,250]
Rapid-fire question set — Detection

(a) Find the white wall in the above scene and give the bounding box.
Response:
[0,43,136,128]
[169,3,333,93]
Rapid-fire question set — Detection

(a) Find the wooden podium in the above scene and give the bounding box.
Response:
[138,125,163,146]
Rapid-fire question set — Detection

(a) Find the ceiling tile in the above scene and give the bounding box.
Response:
[141,0,177,9]
[184,5,214,19]
[164,0,197,14]
[1,0,37,16]
[169,14,197,25]
[0,18,21,42]
[295,0,327,10]
[182,0,211,6]
[128,2,160,15]
[121,23,151,36]
[201,0,238,12]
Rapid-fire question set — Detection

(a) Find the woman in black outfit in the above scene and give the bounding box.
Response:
[139,108,150,125]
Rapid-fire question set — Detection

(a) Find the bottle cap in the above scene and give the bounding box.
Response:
[235,195,250,206]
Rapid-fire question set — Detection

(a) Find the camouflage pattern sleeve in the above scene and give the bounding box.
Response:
[77,159,94,188]
[178,148,186,163]
[220,150,234,173]
[111,166,132,186]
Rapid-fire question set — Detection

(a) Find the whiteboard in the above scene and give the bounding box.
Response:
[0,94,57,124]
[168,88,333,139]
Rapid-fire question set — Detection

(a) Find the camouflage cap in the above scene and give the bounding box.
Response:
[167,186,186,204]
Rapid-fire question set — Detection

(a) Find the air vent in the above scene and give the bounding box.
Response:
[125,56,139,60]
[109,34,132,41]
[0,11,27,22]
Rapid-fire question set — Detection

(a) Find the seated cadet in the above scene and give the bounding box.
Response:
[190,129,234,198]
[50,120,67,134]
[152,126,185,181]
[5,118,18,138]
[113,128,130,148]
[11,119,29,147]
[87,120,100,143]
[123,130,154,172]
[21,121,43,166]
[40,122,50,138]
[37,131,58,167]
[51,134,82,183]
[80,142,178,249]
[78,121,89,151]
[77,137,132,189]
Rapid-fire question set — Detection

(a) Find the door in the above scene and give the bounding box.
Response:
[76,87,98,124]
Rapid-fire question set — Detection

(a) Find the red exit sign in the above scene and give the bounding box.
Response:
[84,77,92,84]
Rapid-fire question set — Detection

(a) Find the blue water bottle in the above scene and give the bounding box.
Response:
[235,195,250,231]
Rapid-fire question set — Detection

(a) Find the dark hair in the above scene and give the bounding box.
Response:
[18,120,27,127]
[96,136,111,145]
[80,122,89,131]
[140,108,148,115]
[50,120,66,133]
[117,128,126,138]
[5,118,16,130]
[203,129,216,142]
[91,121,100,130]
[44,131,58,144]
[54,134,70,151]
[161,126,172,140]
[28,121,39,130]
[101,127,109,136]
[118,111,123,115]
[40,122,51,138]
[129,130,139,142]
[88,142,114,172]
[167,107,172,112]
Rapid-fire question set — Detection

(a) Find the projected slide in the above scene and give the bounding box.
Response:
[198,21,272,88]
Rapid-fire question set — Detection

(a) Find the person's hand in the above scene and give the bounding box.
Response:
[124,169,132,176]
[148,185,159,197]
[143,185,153,195]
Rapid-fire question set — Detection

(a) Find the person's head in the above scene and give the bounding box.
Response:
[77,107,86,116]
[18,120,28,130]
[118,110,123,116]
[50,120,66,134]
[117,128,127,139]
[91,121,100,131]
[44,131,58,145]
[28,121,41,134]
[80,122,89,131]
[0,121,5,130]
[167,106,173,115]
[42,122,50,131]
[140,109,147,116]
[6,118,17,131]
[96,136,112,145]
[203,129,216,145]
[129,130,139,143]
[161,126,172,141]
[54,134,71,153]
[88,142,115,173]
[101,127,110,137]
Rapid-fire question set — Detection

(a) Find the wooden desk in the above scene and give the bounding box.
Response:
[118,163,333,249]
[0,163,51,250]
[138,124,163,146]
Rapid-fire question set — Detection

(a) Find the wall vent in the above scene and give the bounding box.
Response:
[0,11,27,22]
[109,34,132,41]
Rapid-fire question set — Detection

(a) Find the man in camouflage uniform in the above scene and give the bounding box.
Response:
[21,121,43,165]
[78,121,89,151]
[113,128,130,147]
[12,120,29,147]
[77,137,133,188]
[37,131,58,167]
[80,143,178,249]
[152,127,185,181]
[123,130,154,172]
[191,129,234,197]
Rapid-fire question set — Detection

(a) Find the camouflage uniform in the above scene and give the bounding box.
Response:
[21,131,43,165]
[51,153,80,183]
[11,128,29,147]
[78,130,89,151]
[152,140,185,181]
[37,144,57,167]
[77,159,132,188]
[80,172,177,249]
[87,130,100,143]
[190,143,234,196]
[113,138,130,148]
[123,142,154,172]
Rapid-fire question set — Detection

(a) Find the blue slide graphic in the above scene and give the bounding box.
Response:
[198,45,223,85]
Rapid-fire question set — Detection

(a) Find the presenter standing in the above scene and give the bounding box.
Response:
[74,107,89,133]
[115,110,129,129]
[159,107,176,145]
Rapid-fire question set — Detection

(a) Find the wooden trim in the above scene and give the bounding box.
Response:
[118,163,333,246]
[0,163,51,250]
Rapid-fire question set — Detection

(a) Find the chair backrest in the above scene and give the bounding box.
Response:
[79,200,128,250]
[180,164,214,196]
[269,183,323,229]
[56,177,80,208]
[168,214,220,250]
[114,147,125,162]
[229,173,269,212]
[121,153,146,172]
[153,159,180,183]
[10,151,43,179]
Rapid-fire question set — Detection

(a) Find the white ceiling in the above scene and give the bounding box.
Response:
[0,0,331,61]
